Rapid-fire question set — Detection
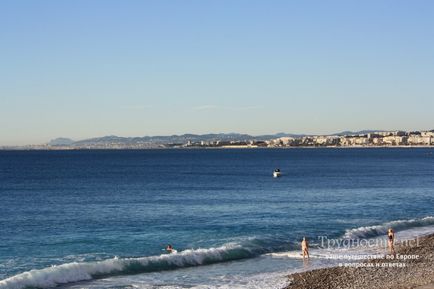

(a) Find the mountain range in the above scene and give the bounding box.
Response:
[47,130,385,147]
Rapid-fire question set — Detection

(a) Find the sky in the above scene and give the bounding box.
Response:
[1,1,434,145]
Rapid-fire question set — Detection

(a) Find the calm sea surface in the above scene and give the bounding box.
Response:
[0,148,433,288]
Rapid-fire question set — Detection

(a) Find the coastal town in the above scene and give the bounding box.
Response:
[3,130,433,150]
[263,130,434,148]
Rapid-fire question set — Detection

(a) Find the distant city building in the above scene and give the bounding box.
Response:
[4,130,433,150]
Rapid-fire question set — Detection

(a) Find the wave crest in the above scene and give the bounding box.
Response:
[343,216,434,239]
[3,217,434,289]
[0,243,254,289]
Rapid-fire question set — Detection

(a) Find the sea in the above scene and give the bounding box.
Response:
[0,148,433,289]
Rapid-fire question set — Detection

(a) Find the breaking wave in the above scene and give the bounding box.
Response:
[343,216,434,239]
[0,243,261,289]
[3,217,434,289]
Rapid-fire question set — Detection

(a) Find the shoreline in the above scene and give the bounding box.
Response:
[0,145,433,151]
[285,233,434,289]
[1,228,434,289]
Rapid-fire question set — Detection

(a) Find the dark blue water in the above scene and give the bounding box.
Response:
[0,148,433,288]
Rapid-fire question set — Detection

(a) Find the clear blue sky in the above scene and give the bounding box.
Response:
[1,1,433,145]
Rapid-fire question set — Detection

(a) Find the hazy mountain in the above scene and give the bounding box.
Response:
[48,133,306,147]
[331,130,387,136]
[48,138,75,146]
[47,131,393,147]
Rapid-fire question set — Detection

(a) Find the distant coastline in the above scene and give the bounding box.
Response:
[2,130,433,150]
[1,146,434,151]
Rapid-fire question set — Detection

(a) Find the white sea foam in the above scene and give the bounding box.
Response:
[268,250,332,259]
[3,217,434,289]
[66,270,292,289]
[271,216,434,261]
[0,243,246,289]
[343,216,434,239]
[268,251,304,259]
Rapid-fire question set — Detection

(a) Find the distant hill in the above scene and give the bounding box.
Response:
[48,138,75,146]
[331,130,387,136]
[21,129,425,149]
[47,131,396,147]
[47,133,305,147]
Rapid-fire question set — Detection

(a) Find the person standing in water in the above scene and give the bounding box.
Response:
[301,237,309,259]
[387,228,395,255]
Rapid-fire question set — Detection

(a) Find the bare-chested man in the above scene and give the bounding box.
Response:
[387,228,395,255]
[301,237,309,259]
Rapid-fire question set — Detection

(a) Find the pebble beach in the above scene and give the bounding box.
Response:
[286,234,434,289]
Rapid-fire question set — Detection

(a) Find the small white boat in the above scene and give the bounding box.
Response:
[273,169,281,178]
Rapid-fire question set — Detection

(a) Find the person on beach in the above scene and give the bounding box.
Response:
[301,237,309,259]
[387,228,395,255]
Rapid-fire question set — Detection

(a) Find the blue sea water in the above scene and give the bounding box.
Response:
[0,148,433,288]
